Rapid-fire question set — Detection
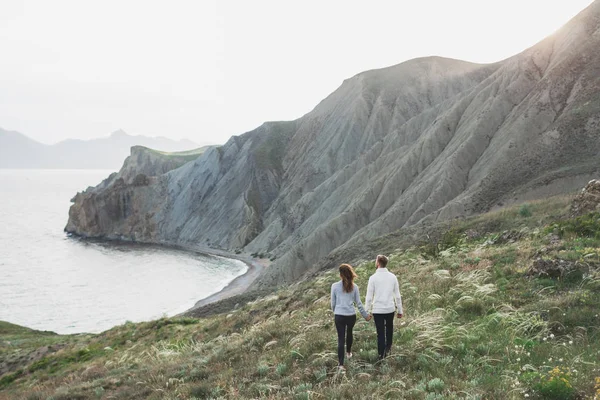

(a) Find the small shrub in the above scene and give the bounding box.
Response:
[420,229,462,258]
[294,383,313,400]
[519,204,532,218]
[464,257,481,265]
[93,387,105,398]
[189,367,209,381]
[276,363,288,376]
[250,383,273,397]
[529,367,576,400]
[312,367,327,383]
[257,364,270,377]
[0,369,22,389]
[189,383,212,398]
[550,212,600,239]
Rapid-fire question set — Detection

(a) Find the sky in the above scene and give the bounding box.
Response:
[0,0,595,146]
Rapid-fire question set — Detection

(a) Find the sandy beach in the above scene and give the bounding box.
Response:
[170,243,270,315]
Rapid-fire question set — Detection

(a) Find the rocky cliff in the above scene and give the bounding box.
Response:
[65,146,209,239]
[67,1,600,288]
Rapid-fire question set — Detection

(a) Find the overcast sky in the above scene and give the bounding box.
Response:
[0,0,595,145]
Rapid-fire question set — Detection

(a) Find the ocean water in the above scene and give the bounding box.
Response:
[0,169,246,334]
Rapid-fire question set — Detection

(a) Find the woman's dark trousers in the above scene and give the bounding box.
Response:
[334,314,356,366]
[373,312,395,359]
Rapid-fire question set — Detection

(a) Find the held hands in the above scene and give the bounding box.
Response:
[397,313,403,319]
[365,314,372,321]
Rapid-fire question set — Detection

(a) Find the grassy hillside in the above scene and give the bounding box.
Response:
[2,196,600,399]
[143,145,213,163]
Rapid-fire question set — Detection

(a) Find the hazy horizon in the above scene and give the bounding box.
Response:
[0,0,595,145]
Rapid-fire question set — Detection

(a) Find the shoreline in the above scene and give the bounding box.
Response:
[66,235,270,316]
[169,243,269,314]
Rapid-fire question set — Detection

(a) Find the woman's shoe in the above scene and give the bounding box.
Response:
[337,365,346,373]
[346,352,352,359]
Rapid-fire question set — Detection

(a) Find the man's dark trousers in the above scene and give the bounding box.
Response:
[373,312,395,359]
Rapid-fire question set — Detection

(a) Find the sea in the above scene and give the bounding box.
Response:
[0,169,247,334]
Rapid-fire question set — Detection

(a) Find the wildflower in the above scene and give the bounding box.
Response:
[527,352,531,356]
[549,358,553,362]
[569,340,573,345]
[550,334,555,339]
[559,358,563,362]
[543,337,548,341]
[524,394,529,398]
[517,358,521,362]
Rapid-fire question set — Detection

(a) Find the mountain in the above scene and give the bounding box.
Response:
[66,1,600,289]
[0,128,199,169]
[0,128,52,168]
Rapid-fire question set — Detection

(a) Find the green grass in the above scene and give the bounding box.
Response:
[1,196,600,399]
[144,145,212,161]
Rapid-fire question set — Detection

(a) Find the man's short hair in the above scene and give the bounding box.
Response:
[376,254,388,268]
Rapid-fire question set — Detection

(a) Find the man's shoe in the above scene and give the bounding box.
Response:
[337,365,346,373]
[346,352,353,359]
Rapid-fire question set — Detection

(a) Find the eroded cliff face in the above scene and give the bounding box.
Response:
[64,146,207,239]
[67,0,600,288]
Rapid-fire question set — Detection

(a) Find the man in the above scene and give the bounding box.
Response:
[365,254,403,360]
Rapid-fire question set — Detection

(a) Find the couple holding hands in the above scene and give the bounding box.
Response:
[330,254,403,371]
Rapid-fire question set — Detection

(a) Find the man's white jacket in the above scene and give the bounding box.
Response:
[365,268,403,314]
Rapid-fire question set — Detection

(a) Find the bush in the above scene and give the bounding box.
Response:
[519,204,532,217]
[257,364,270,377]
[189,383,212,398]
[294,383,313,400]
[0,369,23,389]
[420,229,462,258]
[550,212,600,239]
[427,378,445,393]
[526,367,576,400]
[312,367,327,383]
[275,363,288,376]
[538,367,576,399]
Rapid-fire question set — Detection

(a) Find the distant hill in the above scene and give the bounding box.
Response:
[0,128,200,169]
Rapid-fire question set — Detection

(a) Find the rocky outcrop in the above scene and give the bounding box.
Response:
[527,258,592,279]
[65,146,208,239]
[571,180,600,216]
[67,1,600,289]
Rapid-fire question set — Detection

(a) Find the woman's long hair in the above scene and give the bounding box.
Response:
[339,264,357,293]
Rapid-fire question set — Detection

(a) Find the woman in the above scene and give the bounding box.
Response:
[330,263,371,370]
